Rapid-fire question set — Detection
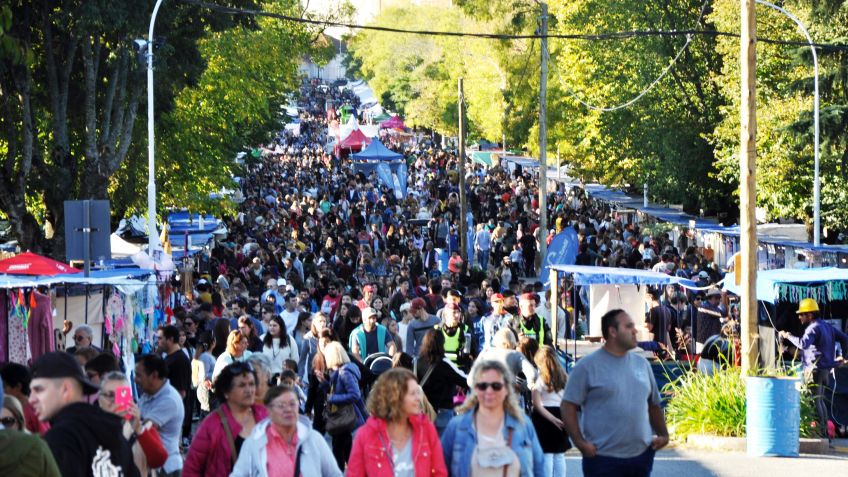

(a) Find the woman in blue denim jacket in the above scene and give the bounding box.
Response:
[441,360,544,477]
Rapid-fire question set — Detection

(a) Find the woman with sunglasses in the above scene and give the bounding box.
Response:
[98,371,168,476]
[184,362,269,477]
[347,368,447,477]
[441,360,544,477]
[2,395,26,431]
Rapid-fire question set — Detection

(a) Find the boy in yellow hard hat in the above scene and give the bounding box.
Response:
[779,298,848,439]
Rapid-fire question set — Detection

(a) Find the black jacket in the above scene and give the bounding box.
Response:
[415,357,468,410]
[44,402,139,477]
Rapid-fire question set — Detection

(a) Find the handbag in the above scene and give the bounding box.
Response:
[476,428,515,477]
[323,369,358,435]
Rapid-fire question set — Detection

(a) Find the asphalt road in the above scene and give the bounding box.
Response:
[563,447,848,476]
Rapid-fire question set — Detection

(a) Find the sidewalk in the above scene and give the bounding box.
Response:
[564,446,848,476]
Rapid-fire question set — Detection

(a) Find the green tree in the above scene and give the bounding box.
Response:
[547,0,732,214]
[111,0,318,218]
[0,0,258,254]
[348,6,512,141]
[710,0,848,235]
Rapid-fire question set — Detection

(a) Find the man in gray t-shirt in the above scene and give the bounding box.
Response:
[562,309,668,477]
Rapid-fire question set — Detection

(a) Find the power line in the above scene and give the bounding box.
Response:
[180,0,848,52]
[551,0,708,112]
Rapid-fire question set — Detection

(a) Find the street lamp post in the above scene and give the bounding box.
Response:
[147,0,165,257]
[756,0,820,245]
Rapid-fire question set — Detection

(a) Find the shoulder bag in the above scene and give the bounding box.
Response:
[323,368,358,435]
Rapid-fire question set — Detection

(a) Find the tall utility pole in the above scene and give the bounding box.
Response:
[538,2,549,277]
[740,0,760,374]
[458,78,468,264]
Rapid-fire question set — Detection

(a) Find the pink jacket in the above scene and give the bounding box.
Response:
[347,414,448,477]
[183,403,268,477]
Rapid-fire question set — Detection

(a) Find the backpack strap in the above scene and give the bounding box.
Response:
[216,407,238,467]
[293,444,304,477]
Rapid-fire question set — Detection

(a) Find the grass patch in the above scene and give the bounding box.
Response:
[662,365,819,440]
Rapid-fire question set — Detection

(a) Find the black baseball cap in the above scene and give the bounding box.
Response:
[31,352,100,395]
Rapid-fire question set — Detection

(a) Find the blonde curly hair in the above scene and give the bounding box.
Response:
[366,368,417,421]
[457,360,524,421]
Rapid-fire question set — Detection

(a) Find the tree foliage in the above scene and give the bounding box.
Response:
[350,1,848,235]
[0,0,330,254]
[709,0,848,232]
[347,6,517,141]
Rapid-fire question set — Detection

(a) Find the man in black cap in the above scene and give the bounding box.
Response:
[29,352,139,477]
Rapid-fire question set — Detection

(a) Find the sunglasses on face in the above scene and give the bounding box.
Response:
[0,417,17,427]
[74,335,87,341]
[474,382,505,392]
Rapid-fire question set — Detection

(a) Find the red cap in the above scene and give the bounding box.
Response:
[519,292,537,303]
[410,297,427,311]
[490,293,504,302]
[363,284,375,293]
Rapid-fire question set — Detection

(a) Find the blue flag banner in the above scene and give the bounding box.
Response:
[541,228,579,282]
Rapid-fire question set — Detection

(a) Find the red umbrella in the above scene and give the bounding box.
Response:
[0,252,80,276]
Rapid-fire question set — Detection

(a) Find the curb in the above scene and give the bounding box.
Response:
[684,434,831,455]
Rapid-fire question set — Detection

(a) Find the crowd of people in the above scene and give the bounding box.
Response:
[3,77,843,477]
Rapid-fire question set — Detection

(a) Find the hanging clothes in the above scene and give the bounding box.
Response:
[0,290,7,362]
[8,291,32,365]
[28,290,55,360]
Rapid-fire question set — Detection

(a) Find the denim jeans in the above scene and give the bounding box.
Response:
[478,249,489,271]
[435,408,455,436]
[543,452,566,477]
[582,446,655,477]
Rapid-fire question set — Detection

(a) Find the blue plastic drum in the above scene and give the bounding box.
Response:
[746,376,801,457]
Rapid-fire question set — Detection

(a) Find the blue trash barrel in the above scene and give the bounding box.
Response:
[746,376,801,457]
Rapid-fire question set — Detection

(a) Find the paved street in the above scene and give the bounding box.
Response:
[563,447,848,476]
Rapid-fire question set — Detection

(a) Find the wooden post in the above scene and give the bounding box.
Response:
[537,2,549,278]
[458,78,468,264]
[740,0,759,374]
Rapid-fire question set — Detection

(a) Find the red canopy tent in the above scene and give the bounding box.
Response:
[379,115,405,130]
[334,128,371,156]
[0,252,80,276]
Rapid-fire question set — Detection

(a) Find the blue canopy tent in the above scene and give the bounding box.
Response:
[549,265,696,287]
[548,264,695,343]
[723,267,848,305]
[351,139,408,198]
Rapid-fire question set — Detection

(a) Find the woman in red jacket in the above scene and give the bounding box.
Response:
[347,368,447,477]
[183,362,269,477]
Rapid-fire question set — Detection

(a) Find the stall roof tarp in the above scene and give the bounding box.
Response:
[471,151,499,167]
[111,233,142,258]
[0,268,155,288]
[379,115,405,129]
[167,211,221,233]
[723,267,848,303]
[550,264,696,287]
[502,156,540,168]
[338,128,371,149]
[351,139,403,161]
